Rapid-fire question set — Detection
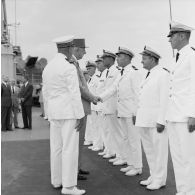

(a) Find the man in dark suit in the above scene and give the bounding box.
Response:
[10,79,20,129]
[19,76,33,129]
[1,75,12,131]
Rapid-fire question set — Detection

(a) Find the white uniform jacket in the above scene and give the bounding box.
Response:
[166,45,195,122]
[102,65,120,115]
[94,70,107,112]
[100,65,141,118]
[42,53,84,120]
[88,70,103,93]
[88,71,99,111]
[136,66,169,128]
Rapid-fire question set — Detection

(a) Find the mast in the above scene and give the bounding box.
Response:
[1,0,9,43]
[169,0,175,57]
[169,0,173,21]
[14,0,17,45]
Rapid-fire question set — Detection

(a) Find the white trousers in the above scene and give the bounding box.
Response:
[105,114,121,156]
[99,114,110,152]
[167,122,195,195]
[118,117,142,168]
[91,111,103,149]
[84,114,93,143]
[50,119,79,188]
[139,127,168,184]
[43,100,48,118]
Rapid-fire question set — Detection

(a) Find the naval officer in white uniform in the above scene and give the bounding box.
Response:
[88,56,107,151]
[84,61,97,146]
[99,50,119,159]
[166,21,195,195]
[136,46,169,190]
[85,58,101,148]
[100,47,143,176]
[42,35,86,195]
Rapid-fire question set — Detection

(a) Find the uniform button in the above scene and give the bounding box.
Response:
[170,87,172,89]
[169,95,172,97]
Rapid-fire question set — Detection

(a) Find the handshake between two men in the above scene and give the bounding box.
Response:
[75,96,102,131]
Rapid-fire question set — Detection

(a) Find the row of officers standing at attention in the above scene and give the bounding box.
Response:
[42,21,195,195]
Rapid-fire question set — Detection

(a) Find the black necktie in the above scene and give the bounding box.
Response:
[145,71,150,79]
[88,78,91,83]
[176,53,180,62]
[106,69,109,78]
[121,68,124,76]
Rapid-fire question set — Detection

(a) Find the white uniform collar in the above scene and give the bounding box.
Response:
[123,64,133,71]
[110,64,118,71]
[25,81,28,87]
[71,55,78,63]
[148,65,159,73]
[2,81,7,86]
[177,44,190,56]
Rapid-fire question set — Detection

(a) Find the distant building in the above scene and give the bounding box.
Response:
[1,0,15,79]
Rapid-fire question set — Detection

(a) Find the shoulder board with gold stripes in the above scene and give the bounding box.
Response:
[163,67,170,73]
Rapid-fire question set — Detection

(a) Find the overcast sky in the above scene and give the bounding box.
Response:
[6,0,195,69]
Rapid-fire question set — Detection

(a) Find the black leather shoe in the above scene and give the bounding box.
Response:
[7,128,13,131]
[22,127,28,129]
[78,174,87,180]
[28,127,32,130]
[79,169,90,175]
[15,126,19,129]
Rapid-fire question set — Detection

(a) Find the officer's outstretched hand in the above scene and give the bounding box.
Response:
[92,96,103,105]
[156,123,165,133]
[188,117,195,133]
